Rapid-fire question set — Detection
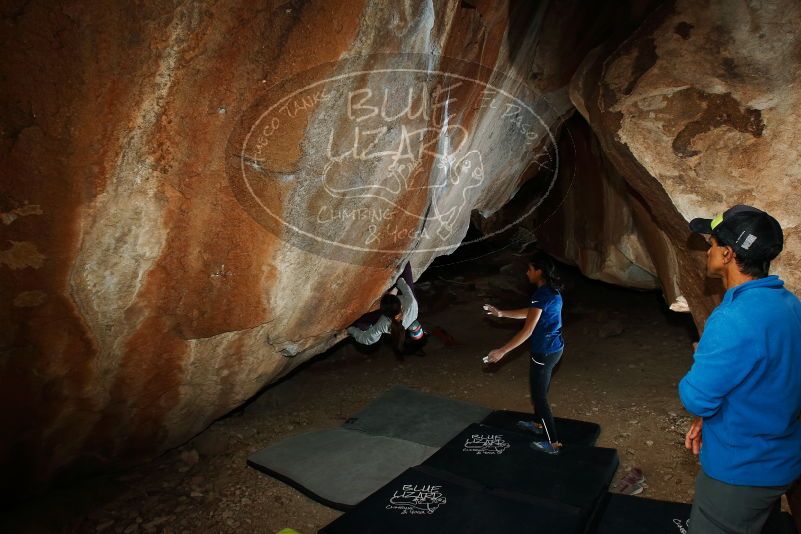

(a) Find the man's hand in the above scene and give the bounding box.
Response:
[685,416,703,455]
[486,348,506,363]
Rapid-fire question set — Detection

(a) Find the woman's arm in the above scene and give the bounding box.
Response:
[396,278,419,326]
[483,304,529,319]
[486,307,542,362]
[347,316,390,345]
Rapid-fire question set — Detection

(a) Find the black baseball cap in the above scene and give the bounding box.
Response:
[689,204,783,261]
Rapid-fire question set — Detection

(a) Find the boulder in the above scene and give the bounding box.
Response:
[0,0,636,495]
[478,117,661,291]
[570,0,801,326]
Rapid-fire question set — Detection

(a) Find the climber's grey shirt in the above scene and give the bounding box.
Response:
[346,278,418,346]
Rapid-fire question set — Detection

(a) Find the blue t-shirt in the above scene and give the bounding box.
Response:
[529,285,564,354]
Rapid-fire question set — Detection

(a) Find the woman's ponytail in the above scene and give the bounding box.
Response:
[389,318,406,355]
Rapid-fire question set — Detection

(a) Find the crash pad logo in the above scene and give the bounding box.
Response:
[386,483,447,515]
[673,518,689,533]
[226,53,560,265]
[463,434,510,455]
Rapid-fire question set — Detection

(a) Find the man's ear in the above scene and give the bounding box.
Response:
[722,246,734,263]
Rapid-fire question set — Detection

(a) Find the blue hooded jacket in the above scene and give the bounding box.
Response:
[679,275,801,486]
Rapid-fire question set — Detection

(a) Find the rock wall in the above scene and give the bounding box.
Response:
[0,0,634,496]
[570,0,801,325]
[477,116,663,292]
[539,118,663,291]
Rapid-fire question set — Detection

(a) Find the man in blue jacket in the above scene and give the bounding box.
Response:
[680,204,801,533]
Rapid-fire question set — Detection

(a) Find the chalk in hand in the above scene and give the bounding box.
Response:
[482,355,490,364]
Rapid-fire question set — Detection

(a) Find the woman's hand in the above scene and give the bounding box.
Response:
[685,416,703,455]
[483,304,502,318]
[486,348,506,363]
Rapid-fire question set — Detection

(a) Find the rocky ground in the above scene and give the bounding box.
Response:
[6,250,792,533]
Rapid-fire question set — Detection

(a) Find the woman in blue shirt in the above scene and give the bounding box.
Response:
[485,253,565,454]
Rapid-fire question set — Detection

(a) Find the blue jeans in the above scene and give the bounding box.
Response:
[529,349,563,443]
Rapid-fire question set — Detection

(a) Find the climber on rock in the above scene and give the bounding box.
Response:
[347,261,426,359]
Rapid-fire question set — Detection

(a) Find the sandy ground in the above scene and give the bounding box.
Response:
[7,251,791,533]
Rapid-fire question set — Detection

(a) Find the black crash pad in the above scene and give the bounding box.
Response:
[422,423,619,513]
[342,386,492,447]
[320,465,587,534]
[481,409,601,447]
[592,494,692,534]
[247,387,488,509]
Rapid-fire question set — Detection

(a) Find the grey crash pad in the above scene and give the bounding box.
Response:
[343,386,492,447]
[247,428,437,509]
